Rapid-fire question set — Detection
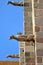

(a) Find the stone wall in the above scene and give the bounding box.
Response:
[24,0,43,65]
[35,0,43,65]
[24,0,35,65]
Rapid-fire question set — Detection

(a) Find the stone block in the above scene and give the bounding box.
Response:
[37,63,43,65]
[32,64,35,65]
[25,46,34,52]
[24,0,30,2]
[35,25,40,32]
[35,9,43,17]
[34,0,39,8]
[38,3,43,9]
[24,6,32,12]
[37,49,43,56]
[37,57,42,63]
[30,52,35,58]
[34,9,40,17]
[19,42,25,48]
[25,57,35,63]
[35,16,43,26]
[37,43,43,49]
[40,26,43,32]
[25,42,34,46]
[42,57,43,63]
[26,63,32,65]
[25,52,30,57]
[39,0,43,3]
[24,31,33,34]
[36,32,43,38]
[36,37,43,43]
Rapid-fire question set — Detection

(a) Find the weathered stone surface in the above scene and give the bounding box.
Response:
[36,32,43,38]
[25,42,30,46]
[34,0,43,9]
[20,62,24,65]
[24,31,33,34]
[37,63,43,65]
[25,42,33,46]
[24,12,28,17]
[20,57,25,62]
[24,0,43,65]
[34,0,39,8]
[25,46,34,52]
[37,50,43,56]
[28,12,32,17]
[24,17,32,24]
[37,57,42,63]
[24,5,32,11]
[42,57,43,63]
[32,64,35,65]
[20,47,25,64]
[39,0,43,3]
[30,52,35,58]
[36,37,43,43]
[26,63,32,65]
[40,26,43,32]
[19,42,25,48]
[24,0,31,3]
[25,52,30,57]
[38,3,43,9]
[25,57,35,63]
[29,58,35,63]
[34,9,39,17]
[35,25,40,32]
[20,48,24,53]
[35,9,43,17]
[26,63,35,65]
[35,16,43,26]
[37,43,43,49]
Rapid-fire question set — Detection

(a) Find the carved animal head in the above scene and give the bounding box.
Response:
[9,35,14,39]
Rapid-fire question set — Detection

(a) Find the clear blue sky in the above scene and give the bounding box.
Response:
[0,0,23,60]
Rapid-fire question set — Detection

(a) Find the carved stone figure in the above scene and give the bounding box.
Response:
[7,1,29,6]
[7,54,19,58]
[9,33,35,42]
